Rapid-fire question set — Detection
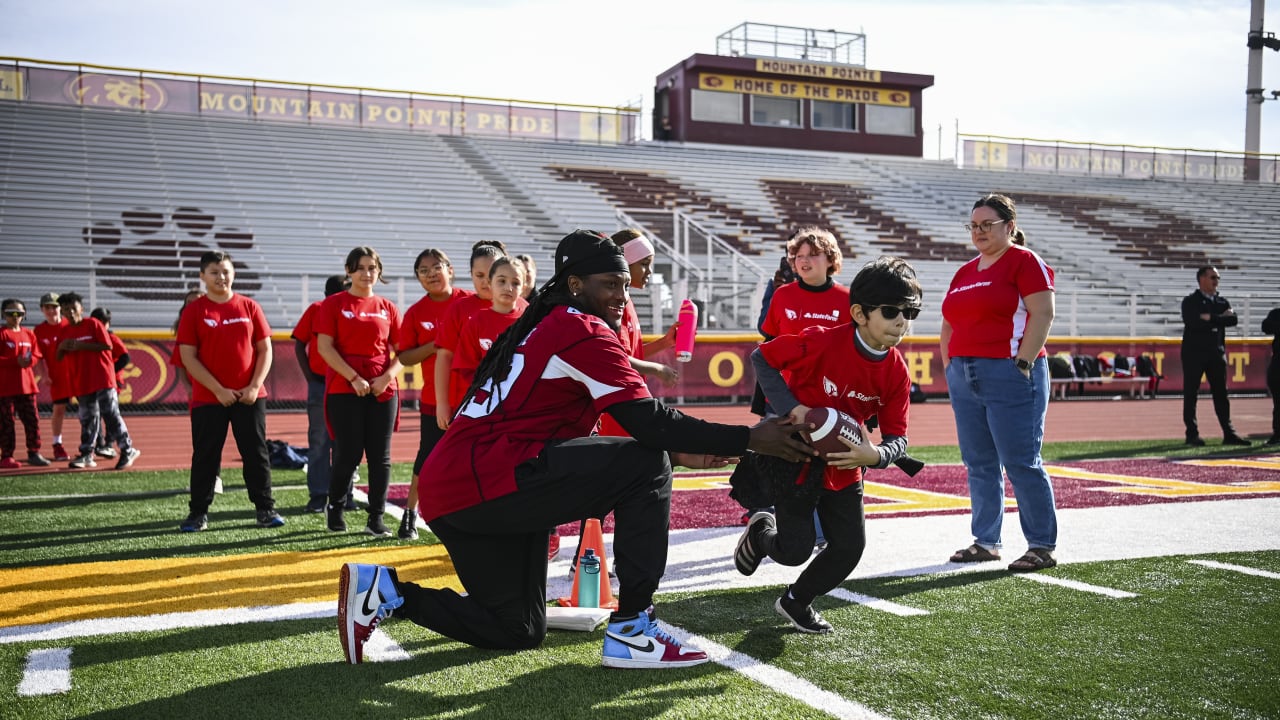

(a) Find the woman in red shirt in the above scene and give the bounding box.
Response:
[316,246,403,537]
[940,193,1058,573]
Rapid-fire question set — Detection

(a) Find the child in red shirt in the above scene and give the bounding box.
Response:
[33,293,70,461]
[0,299,49,468]
[734,256,921,635]
[451,257,526,391]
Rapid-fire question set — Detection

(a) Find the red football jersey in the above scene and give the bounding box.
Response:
[761,281,850,338]
[176,294,272,407]
[942,245,1055,359]
[0,327,40,396]
[618,296,644,359]
[451,306,525,390]
[399,288,472,413]
[290,300,329,377]
[60,317,116,397]
[313,292,401,398]
[418,306,651,521]
[33,319,70,399]
[760,323,911,490]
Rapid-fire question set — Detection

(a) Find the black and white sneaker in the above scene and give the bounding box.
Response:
[775,593,833,634]
[397,509,419,540]
[115,447,141,470]
[69,453,96,469]
[179,512,208,533]
[734,511,775,576]
[94,445,117,459]
[365,514,391,537]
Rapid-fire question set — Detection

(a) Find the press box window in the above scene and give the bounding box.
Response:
[751,96,801,128]
[812,100,856,131]
[865,104,914,136]
[690,89,743,124]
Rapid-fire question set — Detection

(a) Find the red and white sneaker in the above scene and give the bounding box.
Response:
[337,563,405,664]
[602,612,708,669]
[52,444,70,462]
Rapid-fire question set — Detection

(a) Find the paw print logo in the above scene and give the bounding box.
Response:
[82,207,261,302]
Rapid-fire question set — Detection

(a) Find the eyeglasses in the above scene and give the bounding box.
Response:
[963,219,1008,233]
[868,305,920,320]
[4,311,25,317]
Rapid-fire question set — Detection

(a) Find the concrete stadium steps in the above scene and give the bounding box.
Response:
[2,99,1278,336]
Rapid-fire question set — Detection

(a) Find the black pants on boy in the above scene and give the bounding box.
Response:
[189,399,273,514]
[759,480,866,607]
[1181,349,1236,439]
[393,437,671,650]
[326,392,397,514]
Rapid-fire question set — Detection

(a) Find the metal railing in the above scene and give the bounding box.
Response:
[617,208,769,331]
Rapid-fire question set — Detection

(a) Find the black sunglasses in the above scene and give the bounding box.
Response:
[4,310,25,317]
[867,305,920,320]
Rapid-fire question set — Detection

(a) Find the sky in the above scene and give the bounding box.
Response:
[2,0,1278,157]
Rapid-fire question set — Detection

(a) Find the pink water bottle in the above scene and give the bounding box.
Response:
[675,299,698,363]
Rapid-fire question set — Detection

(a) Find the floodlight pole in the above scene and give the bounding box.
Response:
[1244,0,1266,180]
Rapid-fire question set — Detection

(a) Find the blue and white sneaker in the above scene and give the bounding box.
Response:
[338,563,405,664]
[601,611,708,669]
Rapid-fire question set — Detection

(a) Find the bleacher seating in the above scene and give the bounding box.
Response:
[2,100,1277,336]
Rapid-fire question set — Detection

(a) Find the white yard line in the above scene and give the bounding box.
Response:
[17,648,72,696]
[0,602,334,645]
[826,588,929,616]
[658,621,892,720]
[1014,573,1137,598]
[1187,559,1280,580]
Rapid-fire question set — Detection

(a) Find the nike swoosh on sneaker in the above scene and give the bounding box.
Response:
[605,632,658,655]
[359,567,382,618]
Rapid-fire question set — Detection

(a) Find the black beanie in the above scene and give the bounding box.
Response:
[554,230,629,279]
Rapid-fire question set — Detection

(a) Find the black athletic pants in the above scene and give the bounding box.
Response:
[759,480,866,607]
[326,392,396,514]
[189,399,273,515]
[1268,353,1280,438]
[394,437,671,650]
[1181,348,1236,439]
[412,408,447,477]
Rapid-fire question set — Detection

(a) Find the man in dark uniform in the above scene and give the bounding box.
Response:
[1181,266,1250,447]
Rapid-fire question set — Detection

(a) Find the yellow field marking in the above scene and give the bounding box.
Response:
[673,473,982,513]
[0,545,460,628]
[1180,457,1280,471]
[1044,464,1280,498]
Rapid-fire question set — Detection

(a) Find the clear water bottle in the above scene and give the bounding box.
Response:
[675,298,698,363]
[578,548,601,608]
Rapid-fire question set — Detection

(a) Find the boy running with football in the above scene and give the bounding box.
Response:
[733,256,922,634]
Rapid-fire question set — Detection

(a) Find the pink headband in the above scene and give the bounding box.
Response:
[622,236,655,265]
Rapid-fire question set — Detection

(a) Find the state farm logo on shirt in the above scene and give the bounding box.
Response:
[221,317,251,325]
[479,339,494,351]
[420,321,435,331]
[784,309,798,321]
[949,281,992,294]
[359,310,389,320]
[823,377,838,397]
[846,389,881,403]
[804,310,840,322]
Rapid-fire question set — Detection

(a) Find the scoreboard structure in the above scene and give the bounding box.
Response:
[654,22,934,156]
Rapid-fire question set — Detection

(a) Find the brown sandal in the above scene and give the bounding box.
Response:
[1007,548,1057,573]
[949,544,1000,563]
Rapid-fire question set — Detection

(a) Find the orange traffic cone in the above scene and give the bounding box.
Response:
[556,518,618,609]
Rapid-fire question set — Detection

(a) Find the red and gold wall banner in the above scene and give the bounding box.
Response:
[7,63,635,143]
[698,73,909,106]
[48,336,1271,409]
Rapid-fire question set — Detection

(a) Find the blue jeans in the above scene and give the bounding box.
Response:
[946,357,1057,550]
[305,378,332,497]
